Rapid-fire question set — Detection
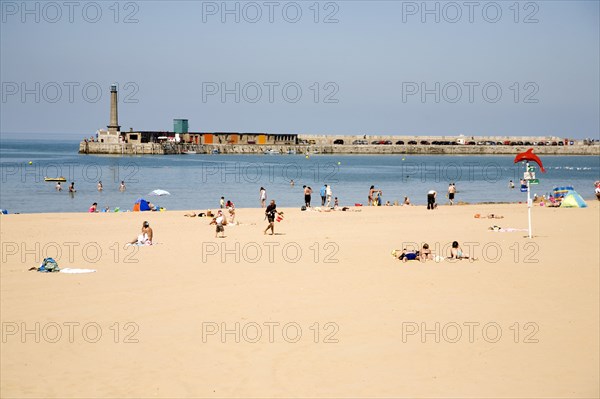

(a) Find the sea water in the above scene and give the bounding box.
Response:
[1,138,598,213]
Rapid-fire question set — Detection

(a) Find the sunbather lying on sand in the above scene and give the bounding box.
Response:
[392,244,432,262]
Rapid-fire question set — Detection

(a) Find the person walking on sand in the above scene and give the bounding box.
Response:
[303,185,312,207]
[264,200,281,235]
[260,187,267,208]
[326,184,333,207]
[427,189,437,210]
[320,184,327,206]
[448,183,456,205]
[211,210,226,238]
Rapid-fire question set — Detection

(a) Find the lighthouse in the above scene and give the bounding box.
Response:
[107,84,120,134]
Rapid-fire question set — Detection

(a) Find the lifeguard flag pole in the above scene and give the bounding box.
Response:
[514,149,546,238]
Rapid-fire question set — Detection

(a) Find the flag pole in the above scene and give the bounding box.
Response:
[526,161,532,238]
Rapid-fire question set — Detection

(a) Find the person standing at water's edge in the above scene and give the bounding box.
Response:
[320,184,327,206]
[303,185,312,207]
[427,189,437,210]
[260,187,267,208]
[264,200,281,235]
[326,184,333,207]
[368,185,376,206]
[448,183,456,205]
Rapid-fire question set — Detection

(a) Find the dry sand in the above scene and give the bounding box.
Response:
[1,202,599,398]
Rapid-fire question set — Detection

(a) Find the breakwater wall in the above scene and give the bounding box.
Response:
[80,141,600,156]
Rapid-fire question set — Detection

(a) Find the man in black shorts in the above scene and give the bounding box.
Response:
[303,185,312,208]
[448,183,456,205]
[264,200,280,235]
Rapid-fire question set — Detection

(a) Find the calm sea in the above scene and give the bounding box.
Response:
[1,138,598,213]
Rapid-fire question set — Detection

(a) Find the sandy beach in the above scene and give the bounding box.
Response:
[1,202,598,398]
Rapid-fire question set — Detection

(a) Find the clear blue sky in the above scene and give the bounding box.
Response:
[1,0,599,138]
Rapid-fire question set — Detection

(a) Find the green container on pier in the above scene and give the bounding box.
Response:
[173,119,189,134]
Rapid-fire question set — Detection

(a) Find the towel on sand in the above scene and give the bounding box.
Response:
[60,268,96,274]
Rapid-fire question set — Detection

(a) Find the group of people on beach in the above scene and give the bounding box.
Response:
[393,241,474,262]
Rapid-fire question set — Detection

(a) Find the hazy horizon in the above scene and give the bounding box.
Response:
[1,1,599,139]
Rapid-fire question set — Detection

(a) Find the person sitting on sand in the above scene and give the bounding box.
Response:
[449,241,475,260]
[89,202,98,213]
[130,221,153,245]
[404,196,411,205]
[420,243,432,261]
[486,214,504,219]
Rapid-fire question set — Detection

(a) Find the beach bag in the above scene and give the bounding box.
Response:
[38,257,60,273]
